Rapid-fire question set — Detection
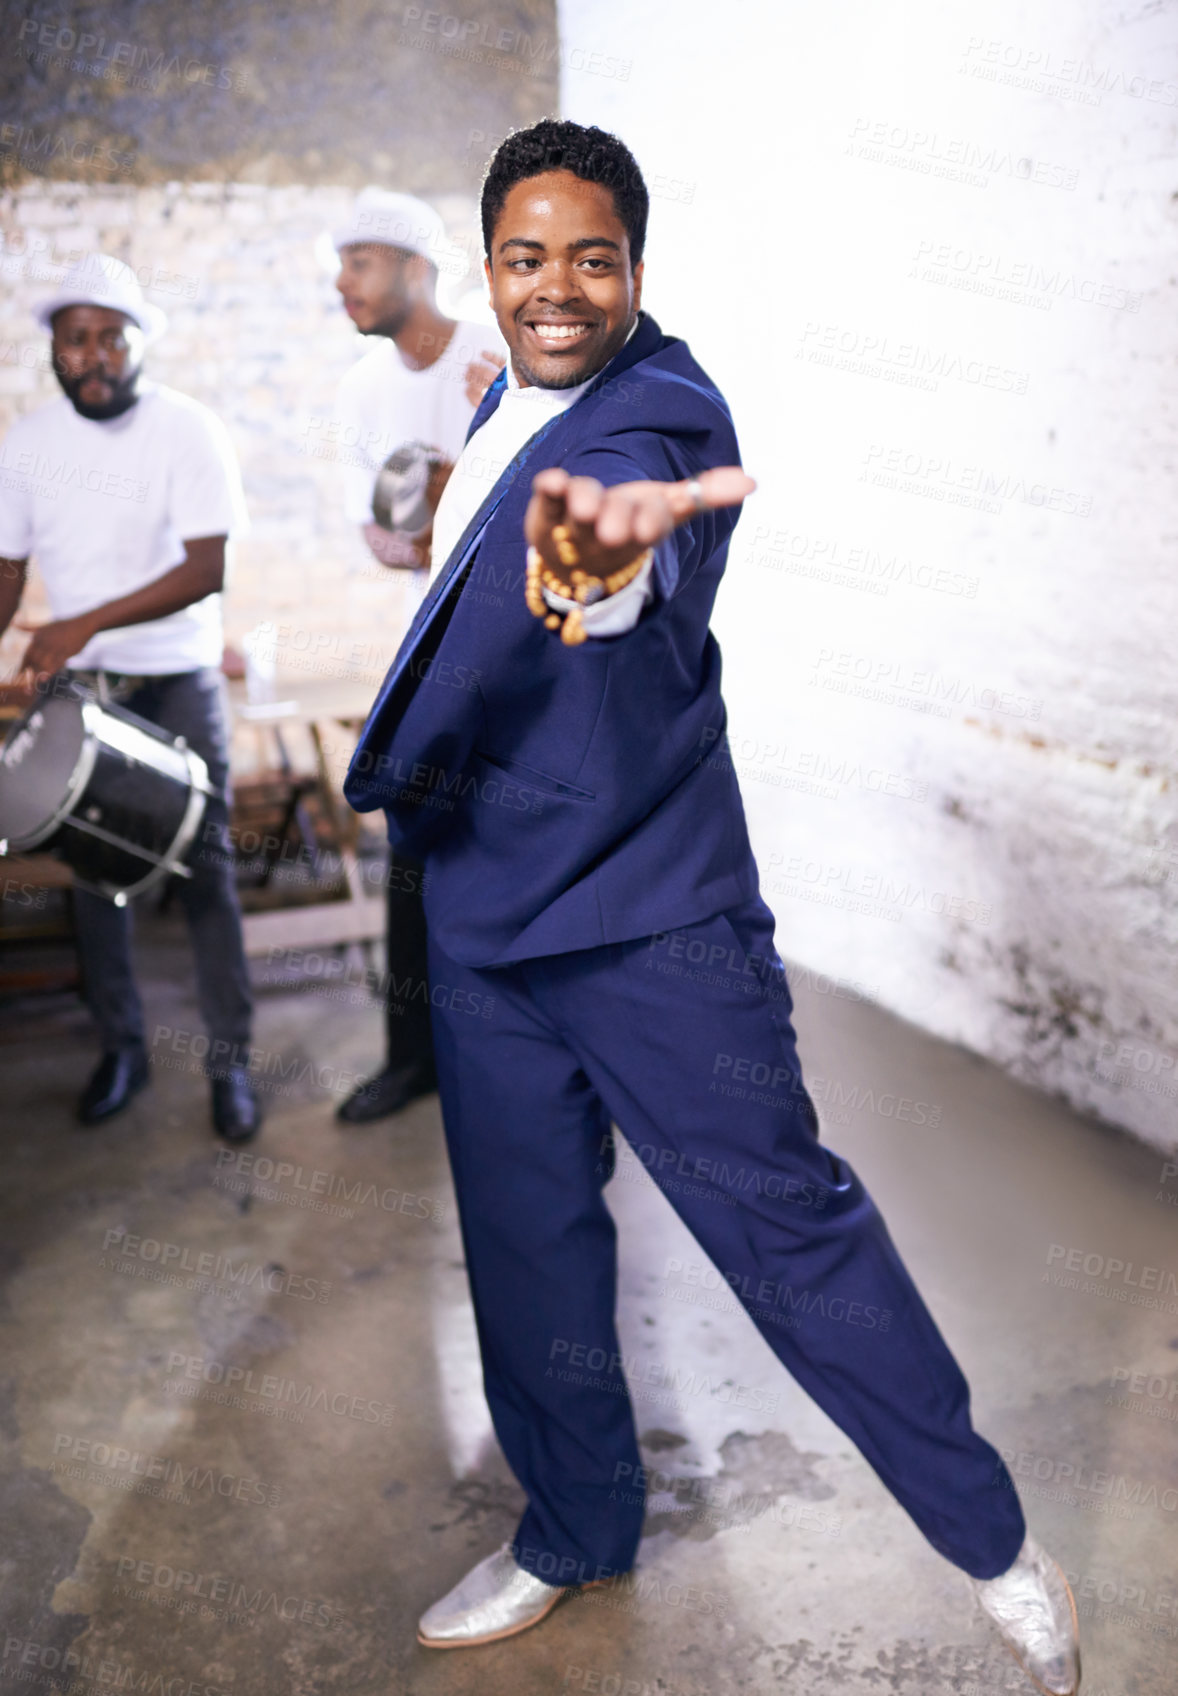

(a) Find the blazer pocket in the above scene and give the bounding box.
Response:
[474,749,597,802]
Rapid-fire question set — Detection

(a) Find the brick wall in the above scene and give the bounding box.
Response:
[0,179,492,696]
[0,0,558,707]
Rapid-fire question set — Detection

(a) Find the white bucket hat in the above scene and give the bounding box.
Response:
[331,188,467,277]
[33,253,168,342]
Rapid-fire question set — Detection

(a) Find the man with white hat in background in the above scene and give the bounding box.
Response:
[330,187,504,1123]
[0,253,262,1141]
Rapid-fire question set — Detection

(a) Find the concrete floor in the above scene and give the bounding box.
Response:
[1,908,1176,1696]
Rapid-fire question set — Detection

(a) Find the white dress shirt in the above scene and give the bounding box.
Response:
[429,323,653,637]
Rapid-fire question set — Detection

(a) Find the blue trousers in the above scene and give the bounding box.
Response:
[427,893,1025,1584]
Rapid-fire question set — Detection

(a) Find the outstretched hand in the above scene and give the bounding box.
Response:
[524,465,756,583]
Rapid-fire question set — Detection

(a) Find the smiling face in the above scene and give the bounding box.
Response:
[51,304,145,420]
[484,170,643,390]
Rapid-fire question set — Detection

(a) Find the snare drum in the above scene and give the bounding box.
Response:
[371,440,445,556]
[0,683,213,905]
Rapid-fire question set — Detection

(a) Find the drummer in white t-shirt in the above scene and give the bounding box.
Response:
[0,254,261,1142]
[329,189,504,1124]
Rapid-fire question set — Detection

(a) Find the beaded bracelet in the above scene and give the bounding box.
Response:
[525,525,654,647]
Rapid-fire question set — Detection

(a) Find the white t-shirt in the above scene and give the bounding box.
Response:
[429,320,652,637]
[336,320,503,527]
[0,382,248,673]
[429,359,597,582]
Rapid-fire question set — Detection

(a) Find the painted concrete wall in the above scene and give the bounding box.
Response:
[558,0,1178,1152]
[0,0,557,189]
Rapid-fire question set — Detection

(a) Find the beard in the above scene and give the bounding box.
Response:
[509,352,594,391]
[363,298,412,340]
[54,362,142,421]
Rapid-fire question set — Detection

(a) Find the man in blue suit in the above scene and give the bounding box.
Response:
[345,122,1078,1692]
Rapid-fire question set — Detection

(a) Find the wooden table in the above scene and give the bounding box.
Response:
[228,675,385,958]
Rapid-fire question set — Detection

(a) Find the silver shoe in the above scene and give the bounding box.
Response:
[417,1544,570,1648]
[971,1536,1081,1695]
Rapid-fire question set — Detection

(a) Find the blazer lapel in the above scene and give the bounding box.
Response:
[356,314,668,741]
[464,365,507,442]
[374,401,565,711]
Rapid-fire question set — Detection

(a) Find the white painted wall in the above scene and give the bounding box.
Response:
[558,0,1178,1152]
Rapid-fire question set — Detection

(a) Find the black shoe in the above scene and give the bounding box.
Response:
[211,1067,263,1142]
[77,1048,149,1125]
[336,1060,437,1124]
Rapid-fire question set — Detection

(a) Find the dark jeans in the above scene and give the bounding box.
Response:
[70,668,253,1061]
[384,848,435,1071]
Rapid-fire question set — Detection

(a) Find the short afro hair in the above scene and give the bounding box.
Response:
[481,119,649,268]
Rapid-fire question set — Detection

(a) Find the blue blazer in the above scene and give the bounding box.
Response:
[344,312,759,967]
